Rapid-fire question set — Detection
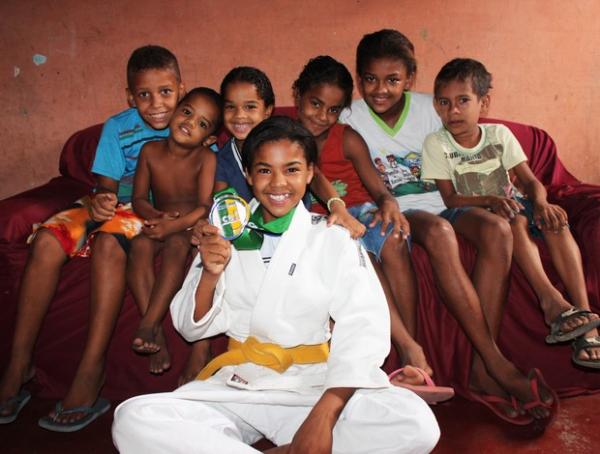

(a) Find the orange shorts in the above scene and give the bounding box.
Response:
[28,196,143,257]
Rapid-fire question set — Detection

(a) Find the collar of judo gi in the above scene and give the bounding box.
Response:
[232,205,297,251]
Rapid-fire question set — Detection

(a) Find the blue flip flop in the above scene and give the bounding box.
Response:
[0,389,31,424]
[38,397,111,432]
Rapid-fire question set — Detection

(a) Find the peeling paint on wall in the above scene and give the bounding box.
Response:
[13,66,20,77]
[33,54,47,65]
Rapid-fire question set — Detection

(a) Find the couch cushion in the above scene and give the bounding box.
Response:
[59,123,103,186]
[0,177,90,243]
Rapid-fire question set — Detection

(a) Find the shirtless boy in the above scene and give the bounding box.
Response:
[127,87,222,374]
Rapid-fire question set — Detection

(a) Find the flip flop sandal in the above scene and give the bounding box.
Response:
[572,336,600,369]
[388,367,455,405]
[545,307,600,344]
[0,389,31,424]
[466,390,534,426]
[38,397,111,433]
[521,368,559,428]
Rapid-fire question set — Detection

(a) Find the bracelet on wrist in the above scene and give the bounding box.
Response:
[326,197,346,212]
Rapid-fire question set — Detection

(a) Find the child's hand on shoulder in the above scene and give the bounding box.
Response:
[327,206,366,239]
[142,211,180,240]
[196,223,231,275]
[533,201,568,233]
[372,198,409,240]
[90,192,117,221]
[488,196,523,221]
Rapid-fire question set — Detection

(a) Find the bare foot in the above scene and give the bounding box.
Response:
[149,327,171,375]
[541,294,599,333]
[469,357,518,419]
[574,327,600,363]
[132,325,161,354]
[48,362,105,425]
[178,340,211,387]
[559,311,600,336]
[486,359,555,421]
[395,341,433,379]
[0,361,35,417]
[390,365,429,386]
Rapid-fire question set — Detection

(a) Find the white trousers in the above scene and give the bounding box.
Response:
[112,385,439,454]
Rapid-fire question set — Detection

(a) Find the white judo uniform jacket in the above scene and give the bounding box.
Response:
[170,203,392,405]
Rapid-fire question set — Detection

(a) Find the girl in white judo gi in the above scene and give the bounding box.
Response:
[112,116,440,454]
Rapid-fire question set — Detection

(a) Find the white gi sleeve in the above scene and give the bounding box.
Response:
[325,239,391,390]
[170,254,230,342]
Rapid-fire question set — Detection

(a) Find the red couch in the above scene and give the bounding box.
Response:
[1,114,599,402]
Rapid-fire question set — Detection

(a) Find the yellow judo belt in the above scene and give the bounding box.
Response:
[196,336,329,380]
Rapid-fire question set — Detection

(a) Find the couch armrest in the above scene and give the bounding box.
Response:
[0,177,91,244]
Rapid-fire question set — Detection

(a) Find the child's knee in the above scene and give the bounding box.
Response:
[422,217,456,251]
[163,234,192,258]
[30,228,67,258]
[344,389,440,453]
[92,232,127,260]
[112,397,152,450]
[130,234,154,256]
[380,234,410,262]
[482,214,512,240]
[507,214,533,242]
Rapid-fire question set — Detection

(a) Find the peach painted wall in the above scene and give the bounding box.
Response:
[1,0,599,199]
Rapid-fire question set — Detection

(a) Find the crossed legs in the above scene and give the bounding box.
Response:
[406,209,553,420]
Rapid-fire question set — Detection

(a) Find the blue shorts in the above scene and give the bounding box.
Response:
[349,202,412,261]
[515,197,544,238]
[438,206,473,224]
[439,196,542,238]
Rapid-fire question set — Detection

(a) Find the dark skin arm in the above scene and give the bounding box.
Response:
[436,179,524,221]
[192,223,231,322]
[309,167,365,239]
[213,179,229,194]
[267,388,356,454]
[512,162,568,232]
[342,127,409,239]
[436,162,568,231]
[90,175,119,221]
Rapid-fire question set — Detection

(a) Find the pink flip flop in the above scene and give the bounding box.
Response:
[388,367,455,405]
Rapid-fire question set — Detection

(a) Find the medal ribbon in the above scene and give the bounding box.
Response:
[232,206,296,250]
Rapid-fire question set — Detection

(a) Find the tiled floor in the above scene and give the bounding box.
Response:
[2,393,599,453]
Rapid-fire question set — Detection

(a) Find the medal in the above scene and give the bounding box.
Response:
[209,188,250,240]
[209,187,297,250]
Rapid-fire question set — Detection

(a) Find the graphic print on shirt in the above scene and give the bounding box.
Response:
[309,180,348,206]
[373,151,435,197]
[446,141,515,198]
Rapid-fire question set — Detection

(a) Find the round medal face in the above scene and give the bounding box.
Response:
[209,194,250,240]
